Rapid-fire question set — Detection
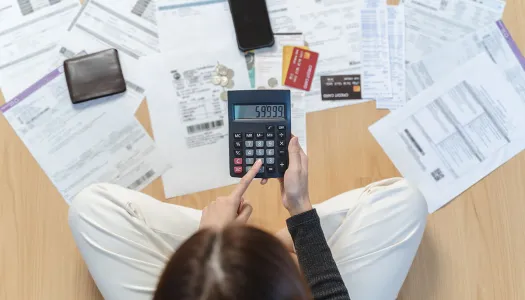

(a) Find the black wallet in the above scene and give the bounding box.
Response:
[63,49,127,104]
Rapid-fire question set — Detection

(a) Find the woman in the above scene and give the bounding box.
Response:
[69,137,428,300]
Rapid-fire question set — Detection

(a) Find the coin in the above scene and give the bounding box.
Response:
[226,79,234,89]
[257,86,266,90]
[226,69,234,79]
[218,65,228,76]
[220,76,229,87]
[268,77,278,88]
[220,91,228,101]
[212,75,222,85]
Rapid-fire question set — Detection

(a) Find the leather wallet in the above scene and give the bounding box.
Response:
[63,49,126,104]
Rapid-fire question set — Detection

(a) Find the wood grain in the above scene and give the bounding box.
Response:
[2,1,525,298]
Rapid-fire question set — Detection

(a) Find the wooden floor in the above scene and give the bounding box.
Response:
[2,1,525,299]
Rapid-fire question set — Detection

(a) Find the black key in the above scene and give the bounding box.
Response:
[278,160,288,173]
[266,132,275,139]
[277,131,286,139]
[278,140,286,147]
[234,141,242,149]
[255,132,265,139]
[233,133,242,140]
[266,125,275,132]
[245,132,254,139]
[278,149,286,156]
[266,165,275,173]
[234,150,242,157]
[277,125,286,131]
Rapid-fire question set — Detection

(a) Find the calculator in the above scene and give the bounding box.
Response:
[228,90,291,178]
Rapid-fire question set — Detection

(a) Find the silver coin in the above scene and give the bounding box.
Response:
[226,69,234,79]
[257,86,266,90]
[212,75,222,85]
[218,65,228,76]
[220,91,228,101]
[268,77,278,88]
[220,76,229,87]
[226,79,234,89]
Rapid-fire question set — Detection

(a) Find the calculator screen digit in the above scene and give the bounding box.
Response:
[234,105,285,119]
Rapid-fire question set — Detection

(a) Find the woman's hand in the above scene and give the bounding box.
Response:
[280,137,312,216]
[199,160,263,229]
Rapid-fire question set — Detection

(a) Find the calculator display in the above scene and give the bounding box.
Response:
[234,105,285,119]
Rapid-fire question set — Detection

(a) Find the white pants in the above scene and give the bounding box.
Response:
[69,178,427,300]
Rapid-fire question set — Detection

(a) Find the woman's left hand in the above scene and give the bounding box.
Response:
[199,159,263,229]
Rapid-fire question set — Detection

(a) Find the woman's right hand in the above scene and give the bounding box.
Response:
[280,137,312,216]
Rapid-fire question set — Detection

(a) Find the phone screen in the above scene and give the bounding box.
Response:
[228,0,274,51]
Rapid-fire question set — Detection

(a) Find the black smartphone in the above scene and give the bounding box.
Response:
[227,0,275,51]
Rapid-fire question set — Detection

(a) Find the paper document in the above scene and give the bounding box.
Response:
[156,0,237,53]
[360,7,392,99]
[141,46,251,198]
[404,0,506,63]
[370,54,525,213]
[293,0,369,112]
[0,1,80,100]
[0,0,77,24]
[266,0,300,33]
[0,67,171,203]
[406,21,525,102]
[253,34,308,152]
[376,5,406,110]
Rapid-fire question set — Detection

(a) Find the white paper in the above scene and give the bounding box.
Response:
[0,1,80,100]
[376,5,406,110]
[360,7,392,99]
[0,0,77,24]
[156,0,237,53]
[266,0,300,33]
[370,54,525,213]
[253,34,308,152]
[293,0,370,112]
[404,0,506,64]
[141,46,251,198]
[0,67,171,203]
[406,21,525,102]
[65,0,159,112]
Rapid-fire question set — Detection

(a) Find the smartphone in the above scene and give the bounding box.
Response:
[227,0,275,51]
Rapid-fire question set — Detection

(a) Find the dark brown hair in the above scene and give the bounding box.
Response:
[154,225,312,300]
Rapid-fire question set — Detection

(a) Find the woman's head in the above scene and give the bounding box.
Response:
[154,225,311,300]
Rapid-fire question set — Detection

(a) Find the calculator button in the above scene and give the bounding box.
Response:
[234,141,242,148]
[255,149,265,156]
[278,161,287,173]
[234,133,242,140]
[266,125,275,131]
[245,141,254,148]
[256,132,265,139]
[266,132,275,139]
[266,157,275,164]
[234,150,243,157]
[266,149,275,156]
[278,149,286,156]
[245,149,254,157]
[245,166,252,172]
[278,125,286,131]
[266,140,275,147]
[245,132,254,139]
[277,132,285,139]
[234,158,242,165]
[234,166,243,174]
[266,165,275,173]
[258,166,265,174]
[255,141,265,148]
[245,158,255,165]
[278,140,286,147]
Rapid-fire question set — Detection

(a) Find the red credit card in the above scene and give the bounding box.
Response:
[284,47,319,91]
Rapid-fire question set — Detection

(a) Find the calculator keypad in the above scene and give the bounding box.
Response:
[232,125,288,177]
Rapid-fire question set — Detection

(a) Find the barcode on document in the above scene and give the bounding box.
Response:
[125,80,145,94]
[128,169,156,189]
[187,120,224,134]
[404,129,425,155]
[431,168,445,182]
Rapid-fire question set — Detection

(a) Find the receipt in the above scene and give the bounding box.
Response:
[0,1,80,100]
[370,53,525,213]
[266,0,300,33]
[404,0,505,63]
[376,5,406,110]
[0,67,171,203]
[141,46,251,198]
[360,7,392,99]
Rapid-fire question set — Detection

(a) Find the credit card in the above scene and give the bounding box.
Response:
[282,45,309,83]
[284,47,319,91]
[321,75,362,101]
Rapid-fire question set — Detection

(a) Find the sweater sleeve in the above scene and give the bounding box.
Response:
[286,209,350,300]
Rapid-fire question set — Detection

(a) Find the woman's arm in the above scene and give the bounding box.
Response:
[287,209,350,300]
